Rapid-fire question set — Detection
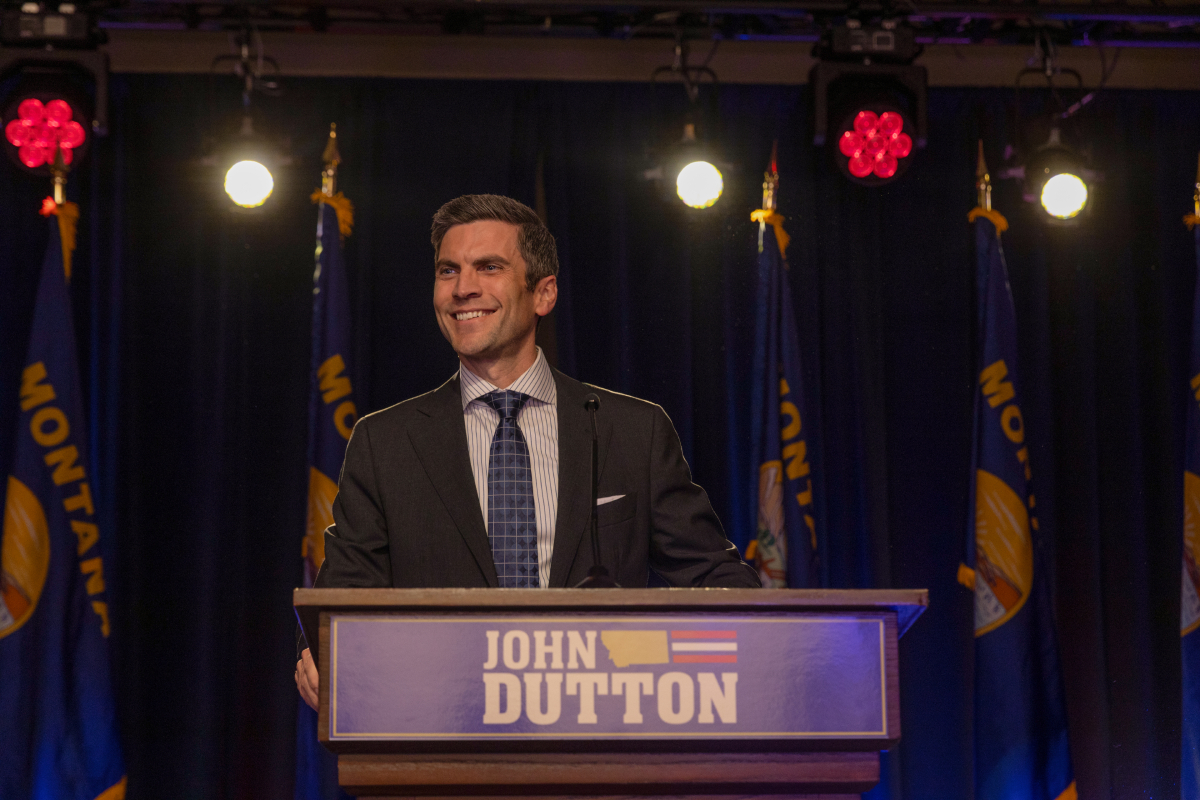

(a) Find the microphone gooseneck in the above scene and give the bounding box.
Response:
[576,393,618,588]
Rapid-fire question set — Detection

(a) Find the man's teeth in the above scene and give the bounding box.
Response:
[455,310,492,320]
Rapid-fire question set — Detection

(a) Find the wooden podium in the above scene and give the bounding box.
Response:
[295,587,926,799]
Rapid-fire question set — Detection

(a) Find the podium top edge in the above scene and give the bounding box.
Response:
[293,587,929,636]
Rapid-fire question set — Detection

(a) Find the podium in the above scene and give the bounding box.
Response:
[295,587,926,799]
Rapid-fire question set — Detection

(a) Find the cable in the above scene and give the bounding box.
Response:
[1059,44,1121,120]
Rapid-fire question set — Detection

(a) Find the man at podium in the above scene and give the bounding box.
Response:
[297,194,757,710]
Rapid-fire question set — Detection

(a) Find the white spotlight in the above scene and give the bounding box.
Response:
[1040,173,1088,220]
[676,161,723,209]
[224,160,274,208]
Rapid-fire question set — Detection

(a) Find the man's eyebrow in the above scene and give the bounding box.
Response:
[471,254,511,267]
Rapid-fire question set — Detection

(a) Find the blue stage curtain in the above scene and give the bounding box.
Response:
[1,74,1196,800]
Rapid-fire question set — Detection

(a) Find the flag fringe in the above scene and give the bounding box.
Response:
[94,775,127,800]
[39,198,80,281]
[957,563,977,591]
[1054,780,1078,800]
[968,207,1008,235]
[744,540,758,562]
[312,190,355,238]
[751,209,790,257]
[1186,213,1200,231]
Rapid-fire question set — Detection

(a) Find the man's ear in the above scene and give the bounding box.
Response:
[534,275,558,318]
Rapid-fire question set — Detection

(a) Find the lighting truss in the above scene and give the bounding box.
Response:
[77,0,1200,47]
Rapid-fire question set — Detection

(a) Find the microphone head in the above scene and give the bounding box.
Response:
[584,393,601,412]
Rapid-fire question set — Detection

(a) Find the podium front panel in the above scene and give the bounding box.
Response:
[327,612,890,746]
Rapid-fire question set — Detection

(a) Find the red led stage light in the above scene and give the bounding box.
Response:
[836,109,913,184]
[4,97,87,169]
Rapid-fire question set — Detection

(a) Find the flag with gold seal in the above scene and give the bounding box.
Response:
[296,126,357,800]
[0,176,126,799]
[1181,153,1200,800]
[747,151,818,588]
[959,145,1074,800]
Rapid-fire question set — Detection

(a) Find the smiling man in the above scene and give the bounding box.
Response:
[296,194,757,710]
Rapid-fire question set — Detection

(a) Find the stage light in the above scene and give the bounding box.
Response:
[644,122,728,210]
[676,160,723,209]
[204,29,291,211]
[811,24,927,187]
[836,109,914,183]
[224,160,274,208]
[1040,173,1088,220]
[643,38,728,210]
[4,97,86,170]
[0,4,107,178]
[1018,128,1094,223]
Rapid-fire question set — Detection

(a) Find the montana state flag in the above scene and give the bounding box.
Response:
[748,211,817,588]
[0,214,126,799]
[961,210,1074,800]
[1182,218,1200,800]
[295,198,356,800]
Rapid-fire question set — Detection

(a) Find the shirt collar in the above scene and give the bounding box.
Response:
[459,347,557,410]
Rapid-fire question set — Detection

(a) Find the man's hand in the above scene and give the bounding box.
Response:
[295,648,319,711]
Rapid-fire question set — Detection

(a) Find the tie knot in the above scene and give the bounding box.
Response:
[482,390,532,421]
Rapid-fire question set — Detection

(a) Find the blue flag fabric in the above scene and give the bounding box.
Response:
[295,201,357,800]
[1,217,126,800]
[1182,223,1200,800]
[749,219,817,588]
[965,215,1075,800]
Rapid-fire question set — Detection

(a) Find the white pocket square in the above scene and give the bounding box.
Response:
[596,495,625,506]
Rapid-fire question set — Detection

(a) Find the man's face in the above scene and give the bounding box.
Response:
[433,220,554,361]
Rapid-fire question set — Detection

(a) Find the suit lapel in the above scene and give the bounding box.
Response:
[549,369,613,587]
[407,375,498,586]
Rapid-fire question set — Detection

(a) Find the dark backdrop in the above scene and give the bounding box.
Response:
[0,73,1195,800]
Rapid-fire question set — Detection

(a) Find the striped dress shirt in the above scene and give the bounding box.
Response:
[459,348,559,588]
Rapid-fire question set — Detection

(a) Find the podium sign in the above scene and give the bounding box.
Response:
[296,587,926,798]
[329,613,889,743]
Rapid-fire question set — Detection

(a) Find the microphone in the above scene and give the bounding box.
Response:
[575,393,618,588]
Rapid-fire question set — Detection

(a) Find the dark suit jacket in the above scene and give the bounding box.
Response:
[314,366,759,591]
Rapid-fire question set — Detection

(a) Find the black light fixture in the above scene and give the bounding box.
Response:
[643,37,727,209]
[1000,32,1107,225]
[0,2,107,175]
[203,28,290,210]
[1023,127,1092,221]
[811,21,927,187]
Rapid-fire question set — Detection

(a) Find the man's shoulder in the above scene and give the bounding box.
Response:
[551,367,666,424]
[352,374,458,436]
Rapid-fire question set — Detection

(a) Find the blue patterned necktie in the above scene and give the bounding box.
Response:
[482,390,539,588]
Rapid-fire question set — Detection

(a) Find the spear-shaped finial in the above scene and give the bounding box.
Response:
[976,140,992,211]
[50,146,69,206]
[762,140,780,212]
[1193,150,1200,219]
[321,123,341,197]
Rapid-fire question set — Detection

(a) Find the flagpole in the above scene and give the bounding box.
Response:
[322,123,340,199]
[752,142,789,259]
[976,140,992,212]
[310,124,354,239]
[758,142,778,252]
[1186,151,1200,230]
[41,147,78,281]
[50,146,68,207]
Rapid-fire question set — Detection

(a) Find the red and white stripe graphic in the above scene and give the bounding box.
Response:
[670,630,737,663]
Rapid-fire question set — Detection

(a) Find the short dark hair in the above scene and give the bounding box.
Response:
[431,194,559,292]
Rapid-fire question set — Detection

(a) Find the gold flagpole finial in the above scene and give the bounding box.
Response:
[752,141,790,258]
[976,140,992,212]
[321,123,341,197]
[762,140,779,212]
[1186,151,1200,229]
[1193,150,1199,218]
[50,146,69,206]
